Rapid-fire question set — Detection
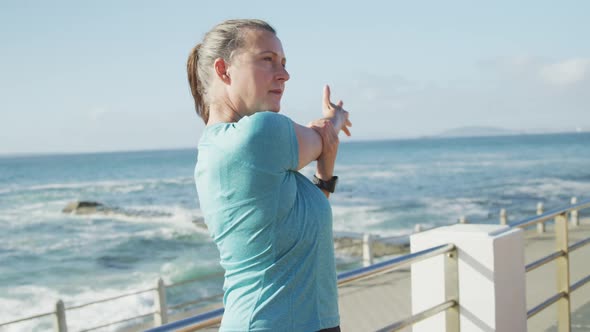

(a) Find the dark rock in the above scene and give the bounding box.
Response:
[192,216,208,230]
[62,201,105,214]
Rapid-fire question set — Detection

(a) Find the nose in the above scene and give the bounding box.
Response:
[277,66,290,82]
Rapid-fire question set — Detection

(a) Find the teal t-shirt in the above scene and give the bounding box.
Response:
[195,112,340,332]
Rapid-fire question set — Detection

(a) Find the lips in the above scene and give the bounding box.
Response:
[269,89,283,95]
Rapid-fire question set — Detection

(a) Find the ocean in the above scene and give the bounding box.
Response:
[1,132,589,331]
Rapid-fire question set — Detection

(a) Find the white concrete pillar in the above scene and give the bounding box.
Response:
[411,224,526,332]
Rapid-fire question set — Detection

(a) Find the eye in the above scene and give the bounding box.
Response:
[263,56,273,61]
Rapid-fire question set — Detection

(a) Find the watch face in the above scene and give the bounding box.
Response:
[313,176,320,185]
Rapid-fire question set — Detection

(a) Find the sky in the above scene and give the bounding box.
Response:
[1,1,589,154]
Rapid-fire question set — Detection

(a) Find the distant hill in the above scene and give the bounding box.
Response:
[434,126,520,138]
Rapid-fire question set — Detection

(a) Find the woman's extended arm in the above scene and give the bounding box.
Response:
[294,123,323,170]
[293,85,351,171]
[313,120,339,198]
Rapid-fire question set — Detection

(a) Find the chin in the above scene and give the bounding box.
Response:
[267,104,281,113]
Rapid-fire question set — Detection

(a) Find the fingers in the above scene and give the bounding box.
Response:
[342,114,351,137]
[320,85,351,137]
[322,85,331,108]
[344,114,352,136]
[323,86,343,112]
[338,111,352,137]
[342,126,351,137]
[330,101,343,110]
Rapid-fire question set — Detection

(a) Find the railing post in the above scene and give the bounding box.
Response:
[54,300,67,332]
[555,213,571,332]
[570,197,579,227]
[154,278,168,326]
[444,249,459,332]
[458,216,467,224]
[500,208,507,225]
[537,202,545,233]
[414,224,423,233]
[362,233,374,267]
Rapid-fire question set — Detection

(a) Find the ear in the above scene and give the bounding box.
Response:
[214,58,231,84]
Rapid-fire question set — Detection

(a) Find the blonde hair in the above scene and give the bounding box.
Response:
[187,19,276,123]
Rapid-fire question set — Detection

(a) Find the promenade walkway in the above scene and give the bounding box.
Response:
[337,218,590,332]
[132,218,590,331]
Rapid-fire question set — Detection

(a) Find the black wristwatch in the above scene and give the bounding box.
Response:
[313,175,338,193]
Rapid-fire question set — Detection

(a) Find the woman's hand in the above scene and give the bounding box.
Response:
[310,119,339,197]
[295,85,351,179]
[322,85,352,137]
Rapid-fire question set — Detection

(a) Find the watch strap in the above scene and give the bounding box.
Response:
[313,175,338,193]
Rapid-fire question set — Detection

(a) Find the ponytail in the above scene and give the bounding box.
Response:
[187,44,209,124]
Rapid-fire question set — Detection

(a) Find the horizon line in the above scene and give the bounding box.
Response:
[1,130,588,158]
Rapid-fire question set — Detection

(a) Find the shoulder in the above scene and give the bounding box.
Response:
[242,111,291,130]
[237,112,298,169]
[237,111,293,140]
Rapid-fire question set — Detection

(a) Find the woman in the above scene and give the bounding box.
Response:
[188,19,351,332]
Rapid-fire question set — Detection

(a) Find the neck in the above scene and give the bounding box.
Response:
[207,99,243,125]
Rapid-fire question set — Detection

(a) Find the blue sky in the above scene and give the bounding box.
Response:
[1,1,589,154]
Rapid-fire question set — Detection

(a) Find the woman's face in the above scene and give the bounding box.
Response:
[226,29,290,115]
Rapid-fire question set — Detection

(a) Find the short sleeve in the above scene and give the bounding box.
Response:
[237,112,299,172]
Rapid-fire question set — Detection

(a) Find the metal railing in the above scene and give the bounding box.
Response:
[334,231,411,267]
[0,231,409,332]
[508,198,590,331]
[449,197,590,331]
[376,300,457,332]
[145,243,459,332]
[0,272,225,332]
[0,231,407,332]
[145,197,590,332]
[3,197,588,331]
